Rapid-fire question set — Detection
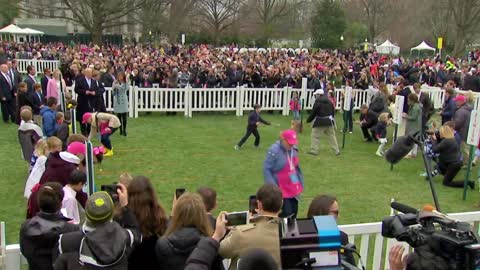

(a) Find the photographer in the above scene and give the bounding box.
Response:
[219,184,282,270]
[53,185,142,270]
[388,245,448,270]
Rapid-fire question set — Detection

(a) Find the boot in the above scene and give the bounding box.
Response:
[104,148,114,157]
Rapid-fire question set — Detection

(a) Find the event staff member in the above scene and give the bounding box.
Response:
[74,68,99,136]
[234,104,270,150]
[306,89,340,156]
[431,125,475,189]
[263,129,303,218]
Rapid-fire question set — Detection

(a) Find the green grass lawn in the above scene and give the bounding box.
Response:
[1,112,479,244]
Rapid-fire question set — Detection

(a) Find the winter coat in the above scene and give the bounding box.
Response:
[369,93,387,113]
[306,95,336,128]
[441,96,456,124]
[406,103,422,136]
[40,106,56,137]
[454,103,473,141]
[18,121,43,162]
[360,110,378,129]
[247,111,270,129]
[53,207,141,270]
[113,83,129,114]
[184,237,220,270]
[20,212,78,270]
[155,227,223,270]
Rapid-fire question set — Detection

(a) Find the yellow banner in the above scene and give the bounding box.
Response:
[437,37,443,49]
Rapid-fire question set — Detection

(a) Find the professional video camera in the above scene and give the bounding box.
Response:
[279,215,362,270]
[382,201,480,270]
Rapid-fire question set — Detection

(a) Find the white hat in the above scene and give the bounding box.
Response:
[313,89,324,96]
[60,151,81,165]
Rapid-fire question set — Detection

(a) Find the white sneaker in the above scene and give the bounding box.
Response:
[376,151,383,157]
[234,145,239,150]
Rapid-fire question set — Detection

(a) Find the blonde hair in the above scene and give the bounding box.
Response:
[164,193,213,237]
[466,90,475,105]
[46,136,62,151]
[56,112,64,121]
[378,112,390,123]
[439,126,455,139]
[34,139,49,157]
[20,109,32,121]
[379,82,389,96]
[119,173,133,187]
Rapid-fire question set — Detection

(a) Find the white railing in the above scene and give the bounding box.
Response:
[15,59,60,76]
[4,211,480,270]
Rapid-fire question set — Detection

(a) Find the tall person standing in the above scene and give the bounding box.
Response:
[113,72,129,136]
[306,89,340,156]
[75,68,99,136]
[0,64,16,123]
[263,129,304,218]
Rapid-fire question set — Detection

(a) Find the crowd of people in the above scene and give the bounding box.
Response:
[3,40,480,270]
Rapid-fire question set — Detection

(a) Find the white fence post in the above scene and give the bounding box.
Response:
[188,87,193,118]
[134,86,139,118]
[236,86,241,116]
[283,87,290,116]
[301,78,308,109]
[184,86,190,117]
[128,85,134,118]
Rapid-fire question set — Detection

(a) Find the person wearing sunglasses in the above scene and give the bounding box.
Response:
[307,194,355,265]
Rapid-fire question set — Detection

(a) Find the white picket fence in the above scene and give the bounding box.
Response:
[15,59,60,76]
[3,211,480,270]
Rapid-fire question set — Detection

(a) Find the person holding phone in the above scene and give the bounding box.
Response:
[263,129,304,219]
[219,184,282,270]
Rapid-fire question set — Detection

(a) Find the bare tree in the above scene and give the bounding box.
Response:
[165,0,199,41]
[136,0,170,36]
[448,0,480,56]
[196,0,238,43]
[20,0,146,44]
[240,0,290,38]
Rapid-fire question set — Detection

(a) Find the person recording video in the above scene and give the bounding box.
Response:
[389,245,448,270]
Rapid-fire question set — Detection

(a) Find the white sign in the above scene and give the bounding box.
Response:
[467,110,480,146]
[393,95,405,125]
[309,251,339,267]
[343,86,352,111]
[181,34,185,45]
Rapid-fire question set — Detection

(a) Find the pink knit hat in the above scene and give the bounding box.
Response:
[67,142,86,156]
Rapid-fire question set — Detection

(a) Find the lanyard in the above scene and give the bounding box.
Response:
[286,150,295,171]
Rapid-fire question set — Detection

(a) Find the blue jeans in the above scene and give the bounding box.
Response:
[292,111,300,120]
[281,198,298,219]
[101,128,118,150]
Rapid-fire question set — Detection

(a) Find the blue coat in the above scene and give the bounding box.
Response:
[441,96,456,124]
[40,107,56,137]
[113,82,129,114]
[263,141,304,193]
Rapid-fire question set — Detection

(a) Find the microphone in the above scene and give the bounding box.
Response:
[385,135,416,164]
[391,201,418,214]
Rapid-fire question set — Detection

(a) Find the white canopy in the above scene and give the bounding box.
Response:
[411,41,435,52]
[0,24,28,34]
[376,40,400,55]
[22,28,44,35]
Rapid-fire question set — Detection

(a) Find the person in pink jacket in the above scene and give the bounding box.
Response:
[46,69,67,108]
[289,91,301,120]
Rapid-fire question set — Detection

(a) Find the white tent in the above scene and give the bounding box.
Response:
[376,40,400,55]
[0,24,27,34]
[411,41,436,53]
[22,28,44,35]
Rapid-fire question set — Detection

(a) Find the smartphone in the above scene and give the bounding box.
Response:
[101,183,119,202]
[175,188,186,199]
[226,211,249,227]
[249,195,258,215]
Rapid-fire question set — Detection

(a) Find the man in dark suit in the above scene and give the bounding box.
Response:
[74,68,99,135]
[7,60,22,89]
[24,65,38,94]
[101,66,115,87]
[30,83,44,125]
[40,68,51,98]
[0,64,16,123]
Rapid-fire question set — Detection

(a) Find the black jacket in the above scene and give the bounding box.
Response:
[463,75,480,92]
[432,138,461,165]
[397,87,411,113]
[53,207,141,270]
[20,212,78,270]
[372,122,387,139]
[247,111,270,129]
[306,95,335,127]
[24,75,37,94]
[0,73,14,101]
[128,235,160,270]
[41,76,49,97]
[360,110,378,129]
[419,93,434,121]
[155,227,223,270]
[74,76,100,121]
[184,237,220,270]
[30,91,44,115]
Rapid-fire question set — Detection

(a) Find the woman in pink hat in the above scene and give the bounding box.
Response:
[263,129,304,218]
[82,112,121,157]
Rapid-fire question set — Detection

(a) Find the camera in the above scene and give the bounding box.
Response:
[101,183,120,202]
[382,202,480,270]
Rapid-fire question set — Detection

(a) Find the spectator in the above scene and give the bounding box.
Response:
[413,82,433,131]
[54,112,69,149]
[238,249,281,270]
[394,80,411,137]
[263,130,304,218]
[24,139,49,199]
[307,89,340,156]
[369,82,389,113]
[219,184,282,270]
[20,182,78,270]
[41,97,58,137]
[112,72,129,136]
[24,65,38,94]
[18,109,43,162]
[93,70,107,112]
[53,189,141,270]
[75,68,99,136]
[453,94,473,165]
[403,93,422,158]
[358,104,378,142]
[0,63,16,123]
[61,170,87,224]
[155,193,222,270]
[31,83,44,127]
[440,88,456,124]
[307,194,356,265]
[40,68,51,97]
[197,186,217,229]
[126,176,168,270]
[16,82,34,124]
[46,69,67,108]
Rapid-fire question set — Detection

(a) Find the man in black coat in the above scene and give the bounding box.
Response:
[463,70,480,92]
[7,60,22,88]
[307,89,340,155]
[40,68,52,98]
[0,64,16,123]
[101,66,116,87]
[74,68,99,136]
[359,104,378,142]
[24,65,38,94]
[413,83,433,131]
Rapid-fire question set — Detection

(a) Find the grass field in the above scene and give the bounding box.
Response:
[1,112,479,244]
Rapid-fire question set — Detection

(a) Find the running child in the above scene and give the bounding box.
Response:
[235,104,271,150]
[373,112,390,156]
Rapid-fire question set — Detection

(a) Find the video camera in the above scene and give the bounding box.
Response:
[279,215,361,270]
[382,202,480,270]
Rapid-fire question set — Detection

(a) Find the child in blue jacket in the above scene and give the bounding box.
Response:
[40,97,58,137]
